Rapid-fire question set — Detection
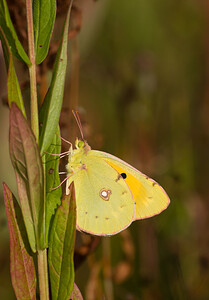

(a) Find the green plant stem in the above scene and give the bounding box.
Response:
[38,249,49,300]
[26,1,48,299]
[26,0,39,141]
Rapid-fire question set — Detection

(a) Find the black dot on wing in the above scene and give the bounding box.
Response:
[95,216,98,219]
[121,173,127,179]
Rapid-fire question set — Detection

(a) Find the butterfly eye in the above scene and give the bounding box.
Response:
[78,140,84,148]
[121,173,127,179]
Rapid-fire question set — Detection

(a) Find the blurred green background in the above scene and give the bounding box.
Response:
[1,0,209,299]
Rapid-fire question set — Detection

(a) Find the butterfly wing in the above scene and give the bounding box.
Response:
[90,151,170,220]
[67,155,135,236]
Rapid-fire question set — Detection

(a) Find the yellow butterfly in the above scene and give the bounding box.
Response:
[65,137,170,236]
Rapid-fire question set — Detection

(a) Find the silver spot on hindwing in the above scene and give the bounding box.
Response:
[99,188,112,201]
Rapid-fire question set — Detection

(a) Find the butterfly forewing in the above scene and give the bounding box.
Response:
[90,150,170,220]
[67,155,135,236]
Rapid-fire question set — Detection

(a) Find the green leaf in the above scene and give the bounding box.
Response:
[44,130,62,245]
[0,28,26,117]
[0,0,31,65]
[33,0,56,64]
[39,1,73,155]
[3,183,36,300]
[48,183,76,300]
[9,103,45,252]
[8,57,26,115]
[70,284,83,300]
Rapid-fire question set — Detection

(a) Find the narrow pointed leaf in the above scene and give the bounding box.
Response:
[48,183,76,300]
[8,57,26,116]
[44,130,62,245]
[9,103,45,252]
[33,0,56,64]
[3,183,36,300]
[0,0,31,65]
[70,284,83,300]
[39,1,73,155]
[0,28,26,117]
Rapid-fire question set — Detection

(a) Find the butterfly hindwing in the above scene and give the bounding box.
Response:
[67,155,135,235]
[90,150,170,220]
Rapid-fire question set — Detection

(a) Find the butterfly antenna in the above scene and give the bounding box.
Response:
[72,110,84,140]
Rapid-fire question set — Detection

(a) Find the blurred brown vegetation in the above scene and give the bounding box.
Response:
[1,0,209,299]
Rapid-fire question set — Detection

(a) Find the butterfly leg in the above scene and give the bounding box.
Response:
[44,150,71,156]
[50,172,74,190]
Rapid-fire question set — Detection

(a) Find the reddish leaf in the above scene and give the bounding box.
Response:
[3,183,36,300]
[70,283,83,300]
[9,103,45,252]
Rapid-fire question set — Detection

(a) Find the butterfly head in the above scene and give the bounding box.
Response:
[75,138,91,153]
[66,138,91,174]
